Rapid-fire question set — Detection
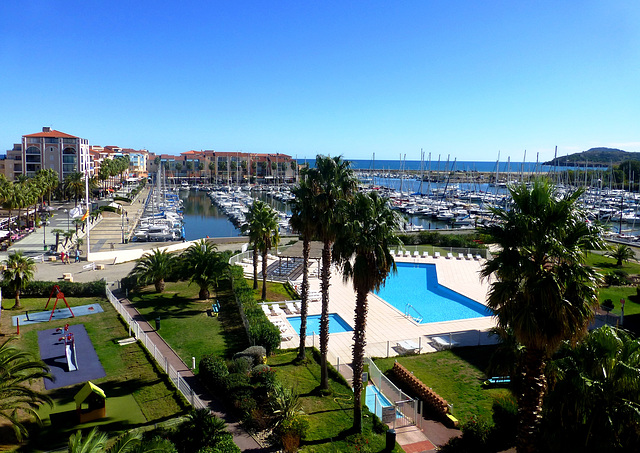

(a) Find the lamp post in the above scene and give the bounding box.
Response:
[121,210,128,243]
[42,214,48,251]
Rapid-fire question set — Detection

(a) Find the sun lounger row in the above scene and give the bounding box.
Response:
[390,249,483,261]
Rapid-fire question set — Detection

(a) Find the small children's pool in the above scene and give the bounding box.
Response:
[287,313,352,335]
[365,384,400,420]
[375,262,492,323]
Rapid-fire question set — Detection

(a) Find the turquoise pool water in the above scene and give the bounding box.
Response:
[375,262,492,323]
[365,384,400,419]
[287,313,353,335]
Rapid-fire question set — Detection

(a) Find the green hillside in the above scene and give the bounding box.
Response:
[543,147,640,166]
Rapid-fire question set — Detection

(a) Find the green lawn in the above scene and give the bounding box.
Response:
[374,346,511,425]
[129,279,250,370]
[0,295,186,451]
[586,250,640,275]
[269,349,403,452]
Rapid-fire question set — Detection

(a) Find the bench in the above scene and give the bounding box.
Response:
[211,301,220,317]
[116,337,137,346]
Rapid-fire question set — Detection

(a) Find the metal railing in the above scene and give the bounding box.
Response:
[105,286,207,410]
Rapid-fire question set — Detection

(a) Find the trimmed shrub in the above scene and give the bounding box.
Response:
[251,364,276,389]
[0,280,106,298]
[199,355,229,388]
[233,345,266,368]
[601,298,615,312]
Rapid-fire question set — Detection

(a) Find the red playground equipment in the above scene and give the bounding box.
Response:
[45,285,75,322]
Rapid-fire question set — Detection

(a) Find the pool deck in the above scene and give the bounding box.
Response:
[276,254,496,365]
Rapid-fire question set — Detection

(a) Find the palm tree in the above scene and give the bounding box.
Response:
[307,155,357,390]
[3,251,36,309]
[543,325,640,451]
[333,192,401,432]
[129,249,177,292]
[605,243,637,267]
[479,179,606,453]
[177,409,229,452]
[208,162,215,184]
[243,200,279,300]
[68,427,108,453]
[64,172,85,206]
[0,337,52,441]
[181,239,229,300]
[289,170,318,360]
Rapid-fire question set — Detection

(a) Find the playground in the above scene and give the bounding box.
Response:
[0,289,186,450]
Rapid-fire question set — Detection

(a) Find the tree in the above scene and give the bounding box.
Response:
[208,162,215,184]
[289,170,318,360]
[2,251,36,309]
[0,337,52,441]
[64,172,85,206]
[307,155,357,390]
[542,325,640,451]
[129,249,177,292]
[333,191,401,432]
[186,161,194,184]
[605,243,637,267]
[479,179,606,453]
[68,427,108,453]
[175,409,229,452]
[174,162,183,182]
[243,200,279,299]
[181,239,229,300]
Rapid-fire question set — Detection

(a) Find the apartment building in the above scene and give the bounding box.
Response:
[3,127,90,181]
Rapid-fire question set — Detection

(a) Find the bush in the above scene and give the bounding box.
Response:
[276,415,309,452]
[251,364,276,388]
[0,280,106,298]
[604,270,629,286]
[197,435,241,452]
[601,298,615,312]
[233,346,266,368]
[199,355,229,388]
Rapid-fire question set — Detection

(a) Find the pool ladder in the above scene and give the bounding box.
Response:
[404,303,423,323]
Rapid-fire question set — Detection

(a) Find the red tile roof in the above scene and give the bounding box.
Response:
[23,129,78,139]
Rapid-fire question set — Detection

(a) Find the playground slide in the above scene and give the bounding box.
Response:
[66,344,78,372]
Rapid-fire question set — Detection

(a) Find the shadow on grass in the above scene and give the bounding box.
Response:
[299,426,354,446]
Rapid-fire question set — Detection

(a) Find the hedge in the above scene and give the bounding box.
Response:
[0,280,106,298]
[229,266,281,354]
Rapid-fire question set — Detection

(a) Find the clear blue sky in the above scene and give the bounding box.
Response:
[1,1,638,162]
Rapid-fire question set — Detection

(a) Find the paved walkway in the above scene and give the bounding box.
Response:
[112,288,267,452]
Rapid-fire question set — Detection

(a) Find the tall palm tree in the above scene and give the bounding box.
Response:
[181,239,229,300]
[308,155,357,390]
[605,243,637,267]
[208,162,215,184]
[0,337,52,441]
[129,249,177,292]
[333,192,401,432]
[243,200,280,300]
[3,251,36,309]
[479,179,606,453]
[289,170,318,360]
[64,172,85,206]
[543,325,640,451]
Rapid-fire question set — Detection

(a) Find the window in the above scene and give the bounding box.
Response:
[26,146,40,154]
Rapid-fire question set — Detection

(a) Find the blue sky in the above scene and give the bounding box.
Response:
[1,1,638,162]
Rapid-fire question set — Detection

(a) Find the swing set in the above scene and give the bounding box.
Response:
[45,285,75,322]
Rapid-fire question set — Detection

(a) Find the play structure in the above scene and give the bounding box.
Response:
[57,324,78,372]
[74,381,106,423]
[45,285,75,322]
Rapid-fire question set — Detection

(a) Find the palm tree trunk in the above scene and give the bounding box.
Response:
[199,286,210,300]
[352,288,368,433]
[12,290,21,310]
[297,236,310,360]
[261,249,268,300]
[155,279,165,293]
[517,348,547,453]
[252,247,259,290]
[319,240,332,390]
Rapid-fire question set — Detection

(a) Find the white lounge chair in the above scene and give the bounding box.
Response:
[396,340,421,354]
[457,253,464,260]
[292,301,302,313]
[404,250,411,257]
[474,254,482,260]
[446,252,453,259]
[422,251,429,258]
[261,305,272,316]
[413,251,420,257]
[272,305,285,316]
[431,335,459,350]
[434,252,441,258]
[466,253,473,260]
[286,302,298,314]
[389,250,395,256]
[281,332,293,342]
[396,250,403,257]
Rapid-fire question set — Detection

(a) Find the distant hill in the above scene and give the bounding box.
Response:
[543,148,640,166]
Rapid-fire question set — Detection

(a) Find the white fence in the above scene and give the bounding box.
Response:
[105,286,208,410]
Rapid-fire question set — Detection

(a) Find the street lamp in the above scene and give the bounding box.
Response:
[121,210,128,243]
[42,213,48,251]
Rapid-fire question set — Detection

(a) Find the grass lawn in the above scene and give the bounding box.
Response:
[0,295,186,451]
[269,349,403,452]
[374,346,511,425]
[245,278,297,302]
[586,251,640,275]
[129,278,250,370]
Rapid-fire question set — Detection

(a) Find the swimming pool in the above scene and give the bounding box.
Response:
[375,262,492,323]
[287,313,353,335]
[365,384,400,419]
